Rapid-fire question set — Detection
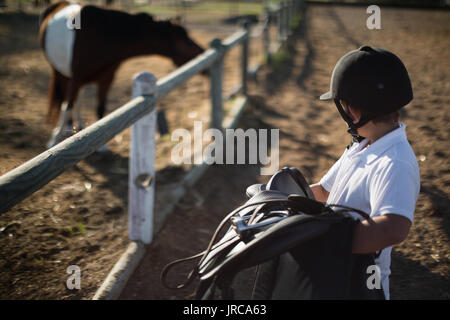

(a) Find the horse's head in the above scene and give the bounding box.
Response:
[139,14,206,74]
[167,21,204,67]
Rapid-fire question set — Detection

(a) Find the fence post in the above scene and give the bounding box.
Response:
[287,0,293,36]
[277,6,282,42]
[128,72,157,245]
[294,0,300,15]
[280,2,285,41]
[263,8,271,64]
[210,38,224,131]
[283,1,289,39]
[241,21,249,97]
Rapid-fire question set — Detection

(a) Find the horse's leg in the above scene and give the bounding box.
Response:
[75,104,85,131]
[47,70,68,124]
[95,66,117,152]
[47,72,68,148]
[47,102,72,148]
[96,65,117,120]
[72,89,85,131]
[47,80,80,148]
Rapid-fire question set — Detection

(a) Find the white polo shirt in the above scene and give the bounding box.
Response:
[319,123,420,299]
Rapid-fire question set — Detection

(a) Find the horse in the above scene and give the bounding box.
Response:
[39,1,205,148]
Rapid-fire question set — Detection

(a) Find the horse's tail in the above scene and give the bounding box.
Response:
[47,71,65,124]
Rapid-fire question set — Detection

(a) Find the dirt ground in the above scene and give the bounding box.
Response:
[0,3,449,300]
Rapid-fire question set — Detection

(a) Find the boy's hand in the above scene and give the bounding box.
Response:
[310,183,329,202]
[309,184,412,254]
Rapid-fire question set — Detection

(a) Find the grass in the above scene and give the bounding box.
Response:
[67,222,86,236]
[33,256,45,265]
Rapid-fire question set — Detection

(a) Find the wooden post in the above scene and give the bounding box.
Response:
[277,6,283,42]
[263,9,271,64]
[299,0,305,14]
[128,72,157,244]
[210,38,224,131]
[280,3,285,41]
[294,0,300,15]
[283,1,289,39]
[241,21,249,97]
[287,0,293,36]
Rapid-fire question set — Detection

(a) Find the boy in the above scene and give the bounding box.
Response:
[311,46,420,299]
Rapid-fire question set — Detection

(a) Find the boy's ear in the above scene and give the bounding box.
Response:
[348,105,362,123]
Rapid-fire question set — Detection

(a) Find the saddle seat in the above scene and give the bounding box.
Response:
[245,167,315,199]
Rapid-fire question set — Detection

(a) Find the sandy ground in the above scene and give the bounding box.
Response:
[0,3,449,300]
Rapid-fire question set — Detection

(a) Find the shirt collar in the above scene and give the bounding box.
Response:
[348,123,408,165]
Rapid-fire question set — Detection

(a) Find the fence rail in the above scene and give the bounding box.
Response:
[0,1,304,245]
[0,95,156,213]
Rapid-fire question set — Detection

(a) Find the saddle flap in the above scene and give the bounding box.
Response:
[197,190,332,280]
[198,213,337,281]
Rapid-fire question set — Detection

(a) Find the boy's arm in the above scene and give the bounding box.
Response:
[309,183,412,253]
[352,214,412,254]
[310,183,329,202]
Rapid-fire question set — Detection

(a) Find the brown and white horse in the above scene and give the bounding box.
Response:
[39,1,204,148]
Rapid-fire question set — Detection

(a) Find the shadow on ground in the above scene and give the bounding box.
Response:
[391,250,450,299]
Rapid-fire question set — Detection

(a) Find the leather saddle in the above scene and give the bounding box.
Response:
[196,167,327,281]
[160,167,378,299]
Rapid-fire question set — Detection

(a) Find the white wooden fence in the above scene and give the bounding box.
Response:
[0,1,303,246]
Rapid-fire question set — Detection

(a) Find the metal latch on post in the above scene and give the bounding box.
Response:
[135,173,152,190]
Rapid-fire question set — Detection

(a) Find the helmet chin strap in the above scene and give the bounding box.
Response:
[334,99,371,143]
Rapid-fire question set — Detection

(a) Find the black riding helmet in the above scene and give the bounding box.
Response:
[320,46,413,141]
